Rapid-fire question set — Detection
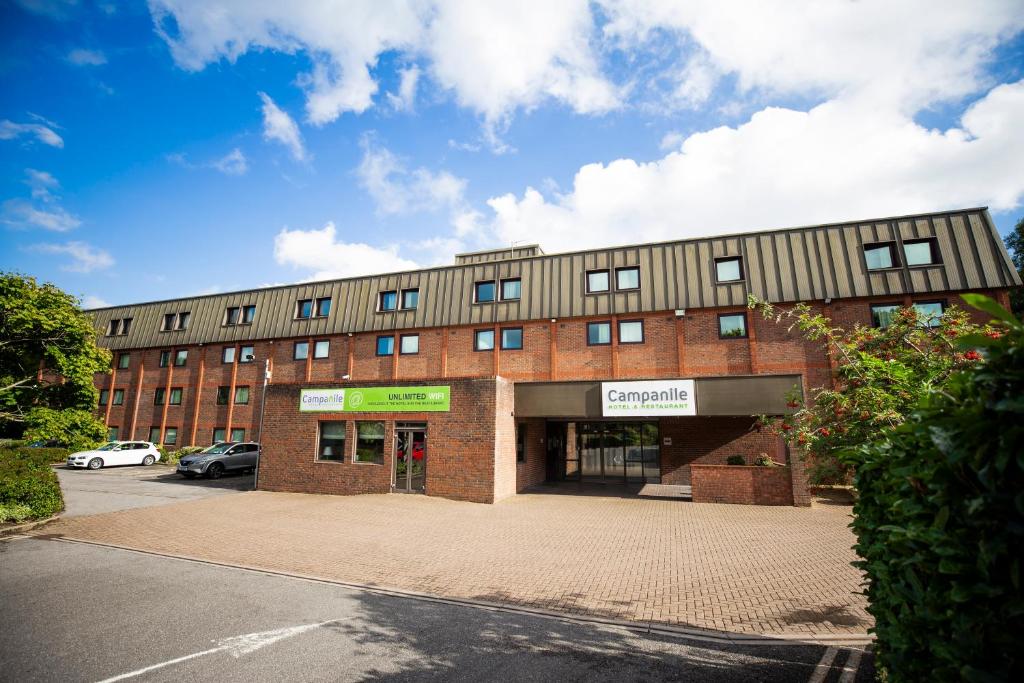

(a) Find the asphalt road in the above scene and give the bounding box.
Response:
[56,465,252,517]
[0,538,872,682]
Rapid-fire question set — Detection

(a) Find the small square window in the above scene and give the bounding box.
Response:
[164,427,177,445]
[870,304,900,329]
[475,281,496,303]
[234,386,249,405]
[864,243,897,270]
[587,322,611,345]
[400,334,419,354]
[169,388,182,405]
[401,289,419,310]
[118,353,130,369]
[719,313,747,339]
[501,328,523,350]
[159,350,171,367]
[230,428,245,442]
[216,386,229,405]
[316,297,332,317]
[474,329,495,351]
[294,341,309,360]
[379,291,398,311]
[715,257,743,283]
[154,388,166,405]
[913,301,945,328]
[149,427,161,443]
[296,299,313,319]
[239,345,254,362]
[318,422,346,461]
[222,347,235,364]
[176,312,189,330]
[376,336,395,356]
[99,389,109,406]
[174,349,187,366]
[313,340,330,358]
[904,239,940,266]
[615,267,640,290]
[213,428,226,443]
[587,270,610,293]
[242,305,256,324]
[501,278,521,301]
[120,318,132,335]
[225,307,240,325]
[162,313,176,331]
[112,389,124,405]
[107,319,120,336]
[355,421,385,464]
[618,320,644,344]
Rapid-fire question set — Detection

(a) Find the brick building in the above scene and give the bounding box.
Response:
[88,208,1020,504]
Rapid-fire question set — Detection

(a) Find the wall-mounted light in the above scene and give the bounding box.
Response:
[342,374,351,380]
[674,309,686,317]
[824,298,832,305]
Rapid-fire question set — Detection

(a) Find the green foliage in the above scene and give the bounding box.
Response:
[726,455,745,465]
[161,445,203,466]
[754,453,778,467]
[842,296,1023,681]
[0,502,33,524]
[1005,216,1024,317]
[0,448,64,520]
[23,407,104,452]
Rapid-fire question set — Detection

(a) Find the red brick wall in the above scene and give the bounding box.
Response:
[691,464,795,505]
[515,418,547,491]
[493,378,517,501]
[659,416,783,485]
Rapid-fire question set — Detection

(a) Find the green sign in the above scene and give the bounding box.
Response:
[299,386,450,413]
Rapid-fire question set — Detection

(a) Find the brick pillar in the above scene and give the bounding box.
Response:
[104,362,117,427]
[440,329,449,378]
[610,314,619,379]
[225,349,239,436]
[129,364,144,439]
[347,335,355,379]
[747,310,759,374]
[675,315,686,376]
[305,337,313,382]
[788,445,813,507]
[189,351,205,446]
[159,360,174,444]
[549,320,558,380]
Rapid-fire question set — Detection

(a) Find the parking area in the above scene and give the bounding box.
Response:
[55,464,252,517]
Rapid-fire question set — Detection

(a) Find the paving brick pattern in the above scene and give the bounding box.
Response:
[37,491,870,636]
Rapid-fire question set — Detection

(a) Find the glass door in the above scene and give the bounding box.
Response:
[394,427,427,493]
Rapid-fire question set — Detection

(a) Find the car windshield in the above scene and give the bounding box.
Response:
[201,443,234,454]
[96,442,121,451]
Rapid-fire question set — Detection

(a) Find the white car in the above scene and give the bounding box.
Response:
[67,441,162,469]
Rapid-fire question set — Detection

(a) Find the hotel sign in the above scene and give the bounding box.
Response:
[299,387,451,413]
[601,380,697,416]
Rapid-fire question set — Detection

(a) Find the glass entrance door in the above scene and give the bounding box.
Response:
[394,428,426,493]
[571,422,661,483]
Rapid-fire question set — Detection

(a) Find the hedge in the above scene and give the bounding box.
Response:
[0,449,64,521]
[845,296,1023,681]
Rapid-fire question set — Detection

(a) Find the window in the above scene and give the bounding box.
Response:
[318,422,346,462]
[516,424,526,463]
[474,329,495,351]
[615,266,640,290]
[117,353,130,369]
[149,427,161,443]
[501,278,521,301]
[316,297,332,317]
[169,388,182,405]
[719,313,748,338]
[230,428,245,442]
[234,386,250,405]
[313,340,330,359]
[296,299,313,319]
[400,334,419,354]
[99,389,109,406]
[176,312,189,330]
[474,281,496,303]
[379,291,398,311]
[401,289,419,310]
[864,242,897,270]
[587,321,611,345]
[355,421,385,464]
[376,336,395,356]
[618,320,644,344]
[239,345,254,362]
[501,327,523,350]
[164,427,177,445]
[159,350,171,367]
[913,301,945,328]
[174,349,187,366]
[904,238,940,266]
[107,427,118,441]
[112,389,124,405]
[216,386,229,405]
[870,304,900,328]
[222,347,235,364]
[225,307,240,325]
[586,270,610,293]
[715,256,743,283]
[107,319,120,336]
[294,341,309,360]
[162,313,176,331]
[213,428,226,443]
[154,388,166,405]
[241,305,256,324]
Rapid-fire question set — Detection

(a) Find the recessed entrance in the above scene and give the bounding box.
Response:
[394,423,426,493]
[568,421,661,483]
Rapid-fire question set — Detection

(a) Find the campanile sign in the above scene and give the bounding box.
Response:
[601,380,697,416]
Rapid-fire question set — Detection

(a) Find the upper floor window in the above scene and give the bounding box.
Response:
[715,256,743,283]
[106,318,132,336]
[314,340,330,358]
[400,334,419,355]
[296,299,313,319]
[586,270,609,293]
[174,349,187,367]
[117,353,130,369]
[871,304,900,329]
[316,297,331,317]
[112,389,124,405]
[376,336,395,356]
[718,313,748,339]
[222,347,235,364]
[225,307,240,325]
[474,281,496,303]
[234,386,250,405]
[618,320,644,344]
[225,306,255,325]
[474,329,495,351]
[162,313,176,331]
[587,321,611,346]
[177,312,190,329]
[296,298,330,319]
[169,387,183,405]
[401,288,419,310]
[154,387,166,405]
[159,350,171,367]
[216,386,230,405]
[501,327,523,350]
[501,278,521,301]
[294,341,309,360]
[379,291,398,312]
[99,389,109,406]
[913,301,945,328]
[239,345,254,362]
[864,242,897,270]
[162,312,190,331]
[903,238,940,266]
[241,305,255,324]
[615,267,640,290]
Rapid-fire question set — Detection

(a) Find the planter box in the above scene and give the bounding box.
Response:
[690,464,794,506]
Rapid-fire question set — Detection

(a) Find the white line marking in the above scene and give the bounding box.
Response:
[838,648,863,683]
[808,646,838,683]
[94,620,340,683]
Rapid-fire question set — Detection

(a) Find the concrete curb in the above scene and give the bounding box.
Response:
[43,534,874,648]
[0,513,61,538]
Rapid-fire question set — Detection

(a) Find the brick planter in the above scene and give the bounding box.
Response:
[690,464,795,506]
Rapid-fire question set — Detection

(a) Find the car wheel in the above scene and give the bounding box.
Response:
[87,458,103,470]
[206,462,225,479]
[142,455,156,466]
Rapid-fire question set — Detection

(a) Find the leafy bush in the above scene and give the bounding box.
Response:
[726,455,745,466]
[843,295,1023,681]
[23,407,105,452]
[754,453,778,467]
[160,445,203,466]
[0,502,33,523]
[0,449,64,520]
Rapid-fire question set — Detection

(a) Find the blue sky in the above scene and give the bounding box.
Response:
[2,1,1022,308]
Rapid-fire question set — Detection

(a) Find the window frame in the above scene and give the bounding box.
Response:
[353,421,385,465]
[615,266,640,291]
[173,349,187,367]
[230,428,245,442]
[863,241,899,271]
[400,288,419,310]
[120,318,132,335]
[718,313,748,339]
[176,312,190,330]
[714,256,744,283]
[500,278,521,301]
[869,303,902,329]
[903,238,941,267]
[99,389,109,406]
[239,345,254,363]
[164,427,178,446]
[224,307,240,326]
[617,319,645,344]
[162,313,176,332]
[399,334,419,355]
[294,341,309,361]
[500,327,523,350]
[316,421,347,462]
[169,387,183,406]
[295,299,313,319]
[315,297,332,318]
[376,335,395,356]
[586,269,610,294]
[474,280,496,304]
[158,350,171,368]
[153,387,166,406]
[117,353,130,369]
[912,299,947,328]
[107,319,120,336]
[222,347,235,364]
[234,386,250,405]
[216,386,230,405]
[149,427,161,443]
[587,321,612,346]
[112,389,124,405]
[313,340,330,359]
[378,290,398,312]
[474,329,495,352]
[213,428,226,444]
[241,305,256,325]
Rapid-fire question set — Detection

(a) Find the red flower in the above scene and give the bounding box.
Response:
[820,428,831,437]
[964,350,982,361]
[781,424,792,431]
[985,331,1001,339]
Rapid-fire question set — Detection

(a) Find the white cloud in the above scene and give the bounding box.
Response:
[2,200,81,231]
[28,241,114,273]
[25,169,59,199]
[658,131,684,151]
[484,80,1024,253]
[273,222,419,280]
[258,92,306,161]
[356,135,467,216]
[386,65,420,112]
[67,48,107,66]
[81,294,111,309]
[0,119,64,147]
[211,147,248,175]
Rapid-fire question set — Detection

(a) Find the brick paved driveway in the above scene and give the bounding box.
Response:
[36,491,870,637]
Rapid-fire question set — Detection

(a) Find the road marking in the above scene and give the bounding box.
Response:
[94,620,344,683]
[838,648,863,683]
[808,647,838,683]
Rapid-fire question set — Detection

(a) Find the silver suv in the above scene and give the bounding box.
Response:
[177,442,259,479]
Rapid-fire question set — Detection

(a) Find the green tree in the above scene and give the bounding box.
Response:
[1005,216,1024,317]
[0,273,110,446]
